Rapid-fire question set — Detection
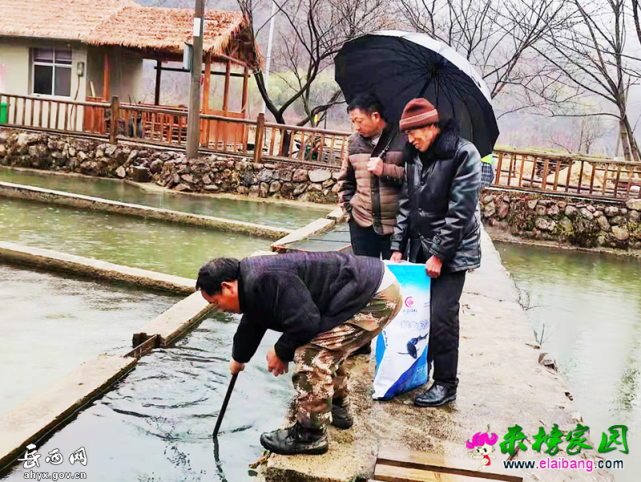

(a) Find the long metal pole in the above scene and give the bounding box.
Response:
[261,0,277,114]
[186,0,205,158]
[212,373,239,439]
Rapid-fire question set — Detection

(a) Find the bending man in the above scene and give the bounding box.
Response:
[196,252,402,455]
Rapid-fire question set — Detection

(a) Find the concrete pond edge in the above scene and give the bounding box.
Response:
[271,207,346,252]
[0,241,196,295]
[0,181,292,240]
[0,244,216,475]
[0,207,343,478]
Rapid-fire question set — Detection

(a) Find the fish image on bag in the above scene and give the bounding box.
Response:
[398,333,428,359]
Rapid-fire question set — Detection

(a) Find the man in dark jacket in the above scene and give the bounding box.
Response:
[196,252,402,455]
[390,98,481,407]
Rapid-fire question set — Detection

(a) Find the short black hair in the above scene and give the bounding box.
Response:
[347,93,386,121]
[196,258,240,296]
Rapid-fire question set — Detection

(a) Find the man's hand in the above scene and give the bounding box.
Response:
[367,157,384,177]
[229,359,245,374]
[391,251,403,262]
[425,255,443,278]
[266,347,289,377]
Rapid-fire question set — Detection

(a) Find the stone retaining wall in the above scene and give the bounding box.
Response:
[480,189,641,250]
[0,129,339,204]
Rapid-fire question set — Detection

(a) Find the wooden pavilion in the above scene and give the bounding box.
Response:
[0,0,258,145]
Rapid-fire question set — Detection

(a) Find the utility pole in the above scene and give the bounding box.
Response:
[262,0,277,114]
[186,0,205,158]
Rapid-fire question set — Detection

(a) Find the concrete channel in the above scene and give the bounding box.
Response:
[0,181,292,240]
[0,206,340,476]
[0,244,214,474]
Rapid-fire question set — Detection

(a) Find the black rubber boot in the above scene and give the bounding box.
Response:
[414,384,457,407]
[331,398,353,429]
[260,422,328,455]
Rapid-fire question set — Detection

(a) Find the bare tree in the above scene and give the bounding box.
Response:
[533,0,641,162]
[632,0,641,47]
[238,0,392,127]
[548,114,606,154]
[396,0,570,116]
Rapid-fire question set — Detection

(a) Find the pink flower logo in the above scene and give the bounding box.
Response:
[404,296,414,308]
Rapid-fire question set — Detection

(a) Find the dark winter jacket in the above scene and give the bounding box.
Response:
[390,120,482,272]
[232,252,384,363]
[338,125,406,235]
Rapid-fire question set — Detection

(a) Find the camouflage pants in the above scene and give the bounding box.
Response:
[293,281,402,429]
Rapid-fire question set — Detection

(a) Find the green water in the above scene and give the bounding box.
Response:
[0,168,331,229]
[0,198,270,278]
[0,263,179,416]
[497,243,641,481]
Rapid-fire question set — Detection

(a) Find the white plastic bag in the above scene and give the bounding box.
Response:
[373,262,431,400]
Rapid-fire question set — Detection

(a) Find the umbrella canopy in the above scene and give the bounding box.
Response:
[335,30,499,157]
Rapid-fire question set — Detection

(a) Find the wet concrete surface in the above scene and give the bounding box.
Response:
[263,230,615,481]
[0,198,270,278]
[1,313,293,482]
[0,263,179,416]
[0,168,329,229]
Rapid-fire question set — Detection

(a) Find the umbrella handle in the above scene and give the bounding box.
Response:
[212,373,239,439]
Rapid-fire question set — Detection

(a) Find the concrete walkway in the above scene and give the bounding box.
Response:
[262,230,614,482]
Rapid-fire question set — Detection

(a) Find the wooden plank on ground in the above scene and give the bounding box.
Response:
[375,463,505,482]
[377,449,523,482]
[375,464,441,482]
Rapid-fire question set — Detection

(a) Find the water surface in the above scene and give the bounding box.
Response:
[0,198,270,278]
[497,243,641,481]
[0,168,331,229]
[0,263,179,415]
[1,313,292,482]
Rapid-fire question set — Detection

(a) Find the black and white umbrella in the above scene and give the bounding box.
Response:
[335,30,499,157]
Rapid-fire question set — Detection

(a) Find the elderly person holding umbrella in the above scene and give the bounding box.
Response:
[335,31,496,406]
[390,98,481,407]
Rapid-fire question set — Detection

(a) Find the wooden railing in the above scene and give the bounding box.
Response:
[118,103,189,147]
[0,93,109,137]
[111,102,348,168]
[3,93,640,198]
[261,121,348,168]
[116,103,256,155]
[0,93,346,168]
[493,149,641,200]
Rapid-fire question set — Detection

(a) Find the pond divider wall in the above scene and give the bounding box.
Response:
[0,181,291,240]
[0,244,216,475]
[271,207,345,252]
[0,241,196,295]
[0,355,138,474]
